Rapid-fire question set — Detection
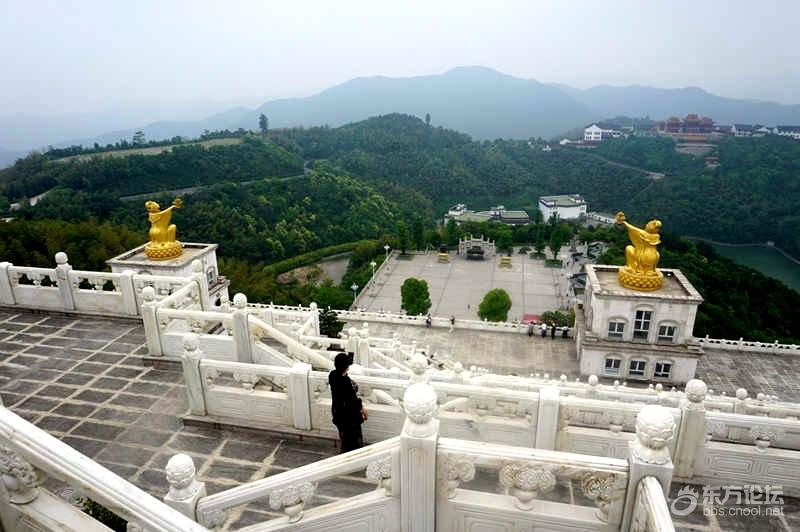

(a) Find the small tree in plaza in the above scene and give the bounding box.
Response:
[401,277,431,315]
[478,288,512,322]
[319,308,345,338]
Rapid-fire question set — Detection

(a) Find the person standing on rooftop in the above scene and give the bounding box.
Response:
[328,352,367,453]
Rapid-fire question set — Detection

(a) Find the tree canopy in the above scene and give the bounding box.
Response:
[478,288,512,322]
[401,278,432,316]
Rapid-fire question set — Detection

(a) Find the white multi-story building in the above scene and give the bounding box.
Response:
[538,194,587,222]
[583,123,623,142]
[576,264,704,384]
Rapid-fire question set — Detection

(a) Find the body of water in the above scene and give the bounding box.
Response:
[710,244,800,293]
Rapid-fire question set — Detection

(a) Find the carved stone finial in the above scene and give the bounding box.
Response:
[0,445,40,504]
[408,352,430,384]
[232,292,247,309]
[684,379,707,404]
[403,383,438,437]
[183,333,199,353]
[55,251,69,265]
[165,453,203,501]
[191,259,203,273]
[631,405,676,465]
[142,286,156,302]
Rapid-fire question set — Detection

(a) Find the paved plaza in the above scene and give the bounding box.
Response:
[357,250,573,320]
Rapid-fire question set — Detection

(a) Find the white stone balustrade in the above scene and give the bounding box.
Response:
[0,405,207,532]
[698,334,800,356]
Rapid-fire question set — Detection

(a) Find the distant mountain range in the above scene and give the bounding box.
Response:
[4,66,800,157]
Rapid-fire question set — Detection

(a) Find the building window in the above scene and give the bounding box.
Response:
[608,321,625,339]
[604,357,621,376]
[654,361,672,379]
[658,324,677,343]
[629,359,646,377]
[633,310,652,340]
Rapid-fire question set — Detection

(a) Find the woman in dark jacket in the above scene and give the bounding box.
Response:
[328,352,368,453]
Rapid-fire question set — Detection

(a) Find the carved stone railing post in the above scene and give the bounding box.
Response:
[674,379,707,478]
[621,405,676,532]
[535,386,560,450]
[119,270,139,316]
[191,260,211,311]
[358,327,371,368]
[141,286,162,356]
[288,362,312,430]
[182,334,207,416]
[54,252,76,311]
[734,388,748,414]
[400,382,439,532]
[164,453,206,520]
[309,302,320,336]
[0,262,14,306]
[0,445,40,504]
[232,293,253,364]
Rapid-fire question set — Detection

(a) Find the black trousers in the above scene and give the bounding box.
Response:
[337,425,364,453]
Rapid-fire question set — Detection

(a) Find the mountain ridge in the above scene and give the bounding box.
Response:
[6,66,800,155]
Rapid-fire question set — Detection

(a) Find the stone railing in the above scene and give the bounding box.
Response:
[182,383,676,531]
[0,252,207,318]
[0,405,207,532]
[698,335,800,356]
[338,308,561,335]
[629,476,676,532]
[178,335,800,496]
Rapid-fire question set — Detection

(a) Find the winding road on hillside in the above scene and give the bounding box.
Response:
[581,151,665,180]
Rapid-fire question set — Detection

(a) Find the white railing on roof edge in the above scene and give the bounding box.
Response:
[0,405,207,532]
[698,335,800,354]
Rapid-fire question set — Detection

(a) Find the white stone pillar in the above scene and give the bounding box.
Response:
[674,379,707,478]
[309,302,320,336]
[164,453,206,520]
[0,262,15,305]
[232,293,253,364]
[535,386,560,450]
[191,260,211,311]
[734,388,748,414]
[141,287,162,357]
[54,252,75,311]
[288,362,312,430]
[621,405,676,532]
[400,383,439,532]
[182,334,206,416]
[119,270,138,316]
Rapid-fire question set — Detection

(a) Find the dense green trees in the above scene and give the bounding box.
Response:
[478,288,512,322]
[401,278,432,316]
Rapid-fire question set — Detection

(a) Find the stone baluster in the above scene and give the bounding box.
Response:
[586,374,599,399]
[674,379,707,478]
[141,286,162,356]
[309,302,320,336]
[54,252,76,311]
[621,405,676,532]
[269,482,316,523]
[535,386,560,450]
[734,388,749,414]
[163,453,206,520]
[231,293,253,364]
[119,270,138,316]
[190,260,211,311]
[182,334,207,416]
[288,362,312,430]
[400,383,439,532]
[0,445,40,504]
[0,262,14,305]
[358,326,371,368]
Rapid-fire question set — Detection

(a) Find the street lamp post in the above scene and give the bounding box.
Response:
[351,283,359,306]
[384,244,390,261]
[369,260,377,286]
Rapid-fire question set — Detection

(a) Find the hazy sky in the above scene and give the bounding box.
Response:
[2,0,799,117]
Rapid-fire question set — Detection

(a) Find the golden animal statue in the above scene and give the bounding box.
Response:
[615,211,663,291]
[144,198,184,260]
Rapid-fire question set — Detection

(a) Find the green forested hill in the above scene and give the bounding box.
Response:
[0,135,303,200]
